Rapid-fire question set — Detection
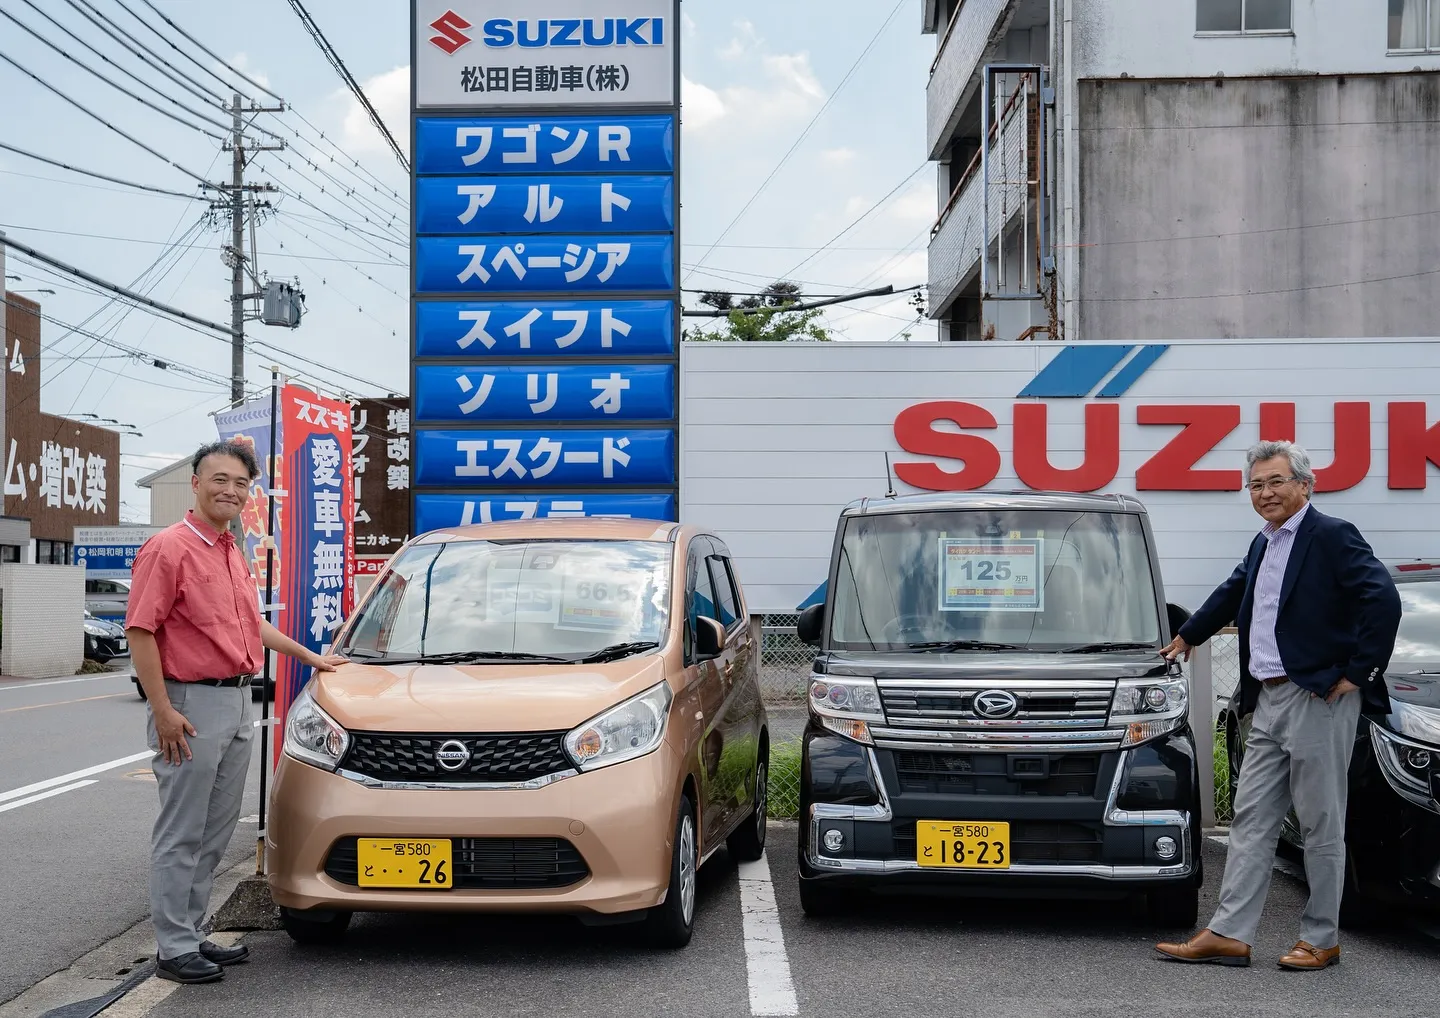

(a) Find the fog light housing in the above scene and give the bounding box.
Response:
[822,829,845,853]
[1406,748,1432,771]
[1155,836,1178,861]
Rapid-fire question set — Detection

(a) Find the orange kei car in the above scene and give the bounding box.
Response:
[265,518,768,948]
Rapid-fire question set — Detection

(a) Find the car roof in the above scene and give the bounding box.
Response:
[840,490,1148,517]
[411,517,681,545]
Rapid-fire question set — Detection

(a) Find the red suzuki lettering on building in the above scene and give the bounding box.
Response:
[892,401,1440,492]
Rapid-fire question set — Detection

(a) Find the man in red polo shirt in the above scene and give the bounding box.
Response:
[126,439,344,984]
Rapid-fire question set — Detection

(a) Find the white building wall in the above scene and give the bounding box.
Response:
[1073,0,1440,78]
[1,564,84,678]
[680,339,1440,614]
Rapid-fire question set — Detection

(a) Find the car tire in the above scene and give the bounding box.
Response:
[1145,885,1200,928]
[1338,857,1379,929]
[798,878,846,918]
[134,681,147,702]
[280,907,352,945]
[643,793,697,949]
[726,754,768,864]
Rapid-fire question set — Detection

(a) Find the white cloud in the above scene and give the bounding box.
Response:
[821,147,857,166]
[226,52,271,90]
[720,20,761,60]
[841,194,870,219]
[682,11,697,36]
[684,50,824,136]
[891,180,935,224]
[880,251,928,286]
[340,65,412,158]
[681,74,726,132]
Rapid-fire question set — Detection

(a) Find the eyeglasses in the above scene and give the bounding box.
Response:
[1247,476,1297,493]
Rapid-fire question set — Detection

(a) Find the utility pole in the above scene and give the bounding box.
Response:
[219,93,285,405]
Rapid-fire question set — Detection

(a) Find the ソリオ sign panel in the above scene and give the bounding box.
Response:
[410,0,680,536]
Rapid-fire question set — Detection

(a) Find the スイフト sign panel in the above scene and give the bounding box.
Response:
[410,0,680,536]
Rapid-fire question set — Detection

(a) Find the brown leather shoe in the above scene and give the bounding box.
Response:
[1154,928,1251,966]
[1278,941,1340,970]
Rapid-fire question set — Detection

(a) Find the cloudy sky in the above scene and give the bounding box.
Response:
[0,0,937,521]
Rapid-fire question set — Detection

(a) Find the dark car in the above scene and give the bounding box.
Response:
[1221,561,1440,922]
[84,610,128,664]
[796,492,1203,925]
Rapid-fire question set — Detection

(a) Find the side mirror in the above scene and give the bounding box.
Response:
[695,616,725,661]
[797,603,824,647]
[1166,603,1192,641]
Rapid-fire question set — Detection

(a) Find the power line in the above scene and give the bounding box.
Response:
[248,338,396,395]
[0,219,402,265]
[683,0,906,283]
[0,142,205,201]
[262,220,405,303]
[268,112,408,207]
[13,0,239,137]
[282,0,409,173]
[136,0,285,103]
[783,162,929,278]
[62,0,228,110]
[2,235,236,337]
[1081,266,1440,303]
[0,49,213,185]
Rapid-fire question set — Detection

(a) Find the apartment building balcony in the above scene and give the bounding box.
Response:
[926,0,1019,157]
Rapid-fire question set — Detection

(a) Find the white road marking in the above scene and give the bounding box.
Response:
[0,750,152,804]
[0,674,128,692]
[0,779,97,813]
[94,971,179,1017]
[737,850,799,1017]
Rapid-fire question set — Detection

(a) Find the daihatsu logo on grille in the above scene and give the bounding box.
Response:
[435,739,472,771]
[973,690,1019,720]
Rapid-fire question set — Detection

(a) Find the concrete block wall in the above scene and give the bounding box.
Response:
[0,564,84,678]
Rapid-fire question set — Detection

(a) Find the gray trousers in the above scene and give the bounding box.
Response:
[147,680,253,959]
[1209,679,1361,950]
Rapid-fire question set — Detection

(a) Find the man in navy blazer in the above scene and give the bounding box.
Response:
[1155,441,1400,971]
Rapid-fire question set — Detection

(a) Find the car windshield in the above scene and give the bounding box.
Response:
[1391,581,1440,670]
[828,508,1162,652]
[339,538,672,663]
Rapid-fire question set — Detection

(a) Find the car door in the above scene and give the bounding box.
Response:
[685,538,729,852]
[706,541,763,830]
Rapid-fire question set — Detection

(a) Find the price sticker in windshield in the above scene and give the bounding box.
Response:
[557,575,640,632]
[938,539,1044,612]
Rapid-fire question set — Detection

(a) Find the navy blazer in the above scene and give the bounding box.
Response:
[1179,505,1401,717]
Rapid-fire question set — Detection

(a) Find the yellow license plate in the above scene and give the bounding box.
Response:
[356,839,453,889]
[915,821,1011,869]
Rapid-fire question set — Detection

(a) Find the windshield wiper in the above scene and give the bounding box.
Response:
[373,650,572,665]
[904,640,1023,652]
[1060,642,1159,654]
[576,641,660,664]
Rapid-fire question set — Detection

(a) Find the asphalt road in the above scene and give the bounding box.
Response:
[123,829,1439,1018]
[0,671,261,1006]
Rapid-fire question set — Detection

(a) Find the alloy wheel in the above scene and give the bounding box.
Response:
[678,813,697,925]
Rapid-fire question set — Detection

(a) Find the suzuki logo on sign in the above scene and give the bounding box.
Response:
[479,18,666,48]
[893,345,1440,493]
[429,11,473,53]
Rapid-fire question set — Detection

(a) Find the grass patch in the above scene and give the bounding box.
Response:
[1213,721,1233,824]
[770,740,802,820]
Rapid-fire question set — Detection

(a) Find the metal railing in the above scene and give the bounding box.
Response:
[926,0,1012,154]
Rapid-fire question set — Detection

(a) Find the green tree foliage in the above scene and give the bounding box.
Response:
[684,280,833,342]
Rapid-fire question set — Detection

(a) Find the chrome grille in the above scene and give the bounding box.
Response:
[874,679,1123,752]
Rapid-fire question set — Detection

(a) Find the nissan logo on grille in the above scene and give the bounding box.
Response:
[973,689,1020,720]
[435,739,472,771]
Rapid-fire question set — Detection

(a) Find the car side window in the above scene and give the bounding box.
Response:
[707,556,739,630]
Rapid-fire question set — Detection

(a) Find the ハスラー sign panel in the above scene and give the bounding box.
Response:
[414,0,677,108]
[678,339,1440,615]
[411,0,680,535]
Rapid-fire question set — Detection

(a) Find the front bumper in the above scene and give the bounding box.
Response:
[1347,725,1440,912]
[266,743,680,916]
[800,726,1199,892]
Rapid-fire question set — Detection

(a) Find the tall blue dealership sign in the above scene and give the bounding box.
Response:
[411,0,681,532]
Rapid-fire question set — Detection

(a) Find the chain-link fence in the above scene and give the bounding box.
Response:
[756,616,1246,826]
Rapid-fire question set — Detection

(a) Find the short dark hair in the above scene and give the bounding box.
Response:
[192,440,259,480]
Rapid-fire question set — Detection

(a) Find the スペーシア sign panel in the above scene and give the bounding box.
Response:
[415,234,674,293]
[414,0,676,108]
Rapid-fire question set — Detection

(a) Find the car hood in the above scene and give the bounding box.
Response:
[309,654,668,733]
[824,649,1169,682]
[1385,670,1440,710]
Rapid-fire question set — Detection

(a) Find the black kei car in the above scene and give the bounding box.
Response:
[796,492,1204,925]
[1221,562,1440,922]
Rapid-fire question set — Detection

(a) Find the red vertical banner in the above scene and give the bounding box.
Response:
[273,384,354,764]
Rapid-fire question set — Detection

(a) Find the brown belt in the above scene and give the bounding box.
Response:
[1261,675,1289,688]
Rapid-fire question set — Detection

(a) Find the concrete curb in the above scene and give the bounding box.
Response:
[209,875,281,933]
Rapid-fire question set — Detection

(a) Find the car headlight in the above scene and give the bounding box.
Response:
[283,685,350,771]
[1370,722,1438,813]
[808,673,884,745]
[565,681,672,772]
[1110,673,1188,747]
[84,623,107,636]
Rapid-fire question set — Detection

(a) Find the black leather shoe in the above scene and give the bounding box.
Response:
[155,952,223,984]
[199,940,250,966]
